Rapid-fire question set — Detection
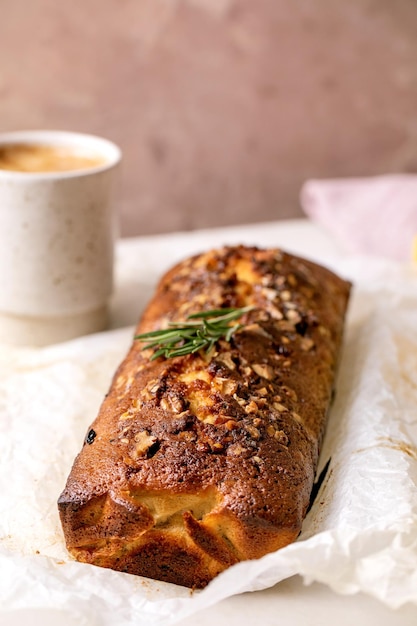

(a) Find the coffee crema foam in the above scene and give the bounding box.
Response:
[0,143,107,173]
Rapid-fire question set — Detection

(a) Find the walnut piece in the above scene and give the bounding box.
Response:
[131,431,158,459]
[215,377,239,395]
[246,425,261,439]
[300,337,315,351]
[273,402,287,412]
[217,352,236,370]
[160,395,185,414]
[227,443,246,457]
[252,363,274,380]
[245,400,259,414]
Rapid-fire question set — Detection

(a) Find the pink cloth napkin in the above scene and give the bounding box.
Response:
[300,174,417,261]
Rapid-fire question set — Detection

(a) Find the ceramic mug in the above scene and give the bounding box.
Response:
[0,130,121,346]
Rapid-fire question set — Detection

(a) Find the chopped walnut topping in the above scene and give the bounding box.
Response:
[267,307,284,320]
[261,275,273,286]
[281,336,290,344]
[214,414,234,425]
[215,377,239,395]
[131,431,158,458]
[246,425,260,439]
[212,442,224,452]
[252,363,274,380]
[273,402,287,412]
[115,373,135,390]
[149,381,160,394]
[267,425,276,437]
[275,320,297,332]
[274,430,289,445]
[300,337,315,351]
[179,431,197,443]
[233,393,246,406]
[273,394,282,402]
[171,395,186,413]
[262,287,278,301]
[252,456,263,464]
[242,365,253,377]
[257,387,268,396]
[287,274,297,287]
[228,443,246,456]
[225,419,238,430]
[120,438,130,444]
[286,309,302,324]
[256,310,270,322]
[159,398,169,411]
[281,290,291,301]
[245,400,259,414]
[217,352,236,370]
[244,323,273,339]
[282,359,292,368]
[141,380,159,401]
[119,411,132,421]
[160,395,185,414]
[252,417,262,427]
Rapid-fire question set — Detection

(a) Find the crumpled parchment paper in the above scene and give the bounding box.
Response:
[0,254,416,626]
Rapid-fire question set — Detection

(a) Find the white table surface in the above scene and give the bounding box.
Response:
[2,219,416,626]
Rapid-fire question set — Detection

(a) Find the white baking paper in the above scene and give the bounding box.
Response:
[0,252,417,626]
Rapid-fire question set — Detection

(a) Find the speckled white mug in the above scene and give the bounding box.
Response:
[0,130,121,346]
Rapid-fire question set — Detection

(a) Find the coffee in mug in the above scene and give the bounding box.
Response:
[0,143,107,173]
[0,130,121,346]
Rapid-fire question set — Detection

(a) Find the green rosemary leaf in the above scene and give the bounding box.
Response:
[187,308,241,319]
[225,323,242,342]
[135,305,254,360]
[150,347,170,360]
[188,306,253,322]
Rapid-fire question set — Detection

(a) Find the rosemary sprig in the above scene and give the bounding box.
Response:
[135,306,254,360]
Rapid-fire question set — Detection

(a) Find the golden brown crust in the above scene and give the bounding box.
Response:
[58,245,351,588]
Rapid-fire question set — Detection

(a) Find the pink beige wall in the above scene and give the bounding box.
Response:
[1,0,416,236]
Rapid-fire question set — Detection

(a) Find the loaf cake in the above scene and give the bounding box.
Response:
[58,245,351,588]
